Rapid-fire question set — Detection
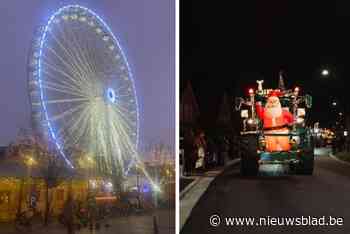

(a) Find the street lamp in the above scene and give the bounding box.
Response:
[152,183,161,209]
[152,183,161,193]
[26,157,36,167]
[321,69,329,76]
[86,156,94,167]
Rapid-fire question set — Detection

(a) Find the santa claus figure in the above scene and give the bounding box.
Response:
[256,91,294,152]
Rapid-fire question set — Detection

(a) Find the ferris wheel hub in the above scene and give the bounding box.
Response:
[106,87,116,103]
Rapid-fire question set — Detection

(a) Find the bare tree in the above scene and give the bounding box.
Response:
[8,130,66,226]
[41,156,65,225]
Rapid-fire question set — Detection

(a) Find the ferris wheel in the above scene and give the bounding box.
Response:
[28,5,139,175]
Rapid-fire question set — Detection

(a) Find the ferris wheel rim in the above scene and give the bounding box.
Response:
[33,5,139,169]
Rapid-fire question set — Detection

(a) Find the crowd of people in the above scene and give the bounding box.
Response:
[181,128,234,176]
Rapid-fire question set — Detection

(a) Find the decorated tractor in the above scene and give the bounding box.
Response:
[235,75,314,176]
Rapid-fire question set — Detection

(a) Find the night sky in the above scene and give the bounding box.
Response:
[181,1,350,129]
[0,1,175,149]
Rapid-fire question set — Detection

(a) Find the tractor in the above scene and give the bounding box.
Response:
[235,76,314,176]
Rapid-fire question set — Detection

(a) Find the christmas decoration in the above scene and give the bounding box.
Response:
[256,91,294,152]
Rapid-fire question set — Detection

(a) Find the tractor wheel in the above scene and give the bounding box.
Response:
[298,151,314,175]
[240,135,259,176]
[298,134,315,175]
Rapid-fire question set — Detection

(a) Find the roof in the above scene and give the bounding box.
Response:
[0,146,7,160]
[0,160,86,179]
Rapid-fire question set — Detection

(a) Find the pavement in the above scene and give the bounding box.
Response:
[181,148,350,234]
[180,159,240,230]
[180,178,194,192]
[1,208,175,234]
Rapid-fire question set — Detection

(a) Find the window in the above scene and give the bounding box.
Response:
[56,189,64,201]
[0,192,10,205]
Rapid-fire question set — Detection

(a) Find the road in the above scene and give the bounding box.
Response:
[1,208,175,234]
[181,148,350,233]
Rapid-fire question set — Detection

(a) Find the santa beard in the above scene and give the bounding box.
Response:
[265,105,282,118]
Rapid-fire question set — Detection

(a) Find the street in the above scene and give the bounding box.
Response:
[181,148,350,233]
[1,208,175,234]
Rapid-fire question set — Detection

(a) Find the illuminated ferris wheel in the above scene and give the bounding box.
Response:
[28,5,139,175]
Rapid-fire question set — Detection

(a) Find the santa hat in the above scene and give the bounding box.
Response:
[268,89,282,97]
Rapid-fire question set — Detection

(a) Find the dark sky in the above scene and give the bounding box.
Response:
[0,0,175,149]
[181,0,350,128]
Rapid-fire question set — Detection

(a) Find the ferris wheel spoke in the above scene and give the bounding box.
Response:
[116,99,135,108]
[116,107,137,121]
[95,126,111,170]
[71,107,92,144]
[42,61,88,90]
[43,97,90,104]
[88,43,117,82]
[84,33,102,77]
[84,41,109,85]
[42,56,91,92]
[114,108,137,130]
[110,118,136,157]
[48,25,94,83]
[99,108,121,170]
[112,84,130,95]
[74,25,101,77]
[41,83,86,98]
[111,107,136,131]
[41,73,90,98]
[115,102,137,116]
[65,120,89,149]
[115,94,133,99]
[41,77,88,99]
[108,115,135,149]
[57,104,90,147]
[48,102,86,122]
[58,22,96,80]
[45,46,87,83]
[110,120,130,149]
[71,24,99,77]
[47,28,89,83]
[50,118,89,144]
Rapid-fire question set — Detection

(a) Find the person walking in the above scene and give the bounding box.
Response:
[194,130,207,172]
[183,129,196,176]
[218,136,229,166]
[63,195,75,234]
[87,192,97,230]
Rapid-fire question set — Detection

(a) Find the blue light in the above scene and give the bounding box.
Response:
[143,184,150,193]
[36,5,139,169]
[107,87,116,103]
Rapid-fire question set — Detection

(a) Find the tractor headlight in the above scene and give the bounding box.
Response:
[258,136,266,150]
[247,118,254,125]
[247,118,259,129]
[247,118,259,125]
[297,108,306,117]
[245,118,259,131]
[296,117,304,124]
[241,110,249,118]
[290,136,300,150]
[293,136,300,144]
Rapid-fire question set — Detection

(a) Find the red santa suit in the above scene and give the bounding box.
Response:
[256,92,294,152]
